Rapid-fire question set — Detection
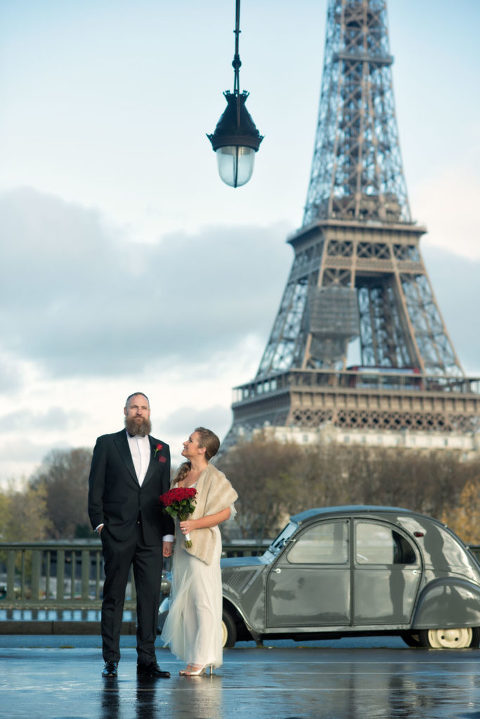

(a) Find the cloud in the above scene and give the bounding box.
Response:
[159,404,230,437]
[413,165,480,260]
[4,185,477,389]
[0,406,86,433]
[0,437,70,465]
[0,187,292,380]
[422,244,480,375]
[0,352,25,394]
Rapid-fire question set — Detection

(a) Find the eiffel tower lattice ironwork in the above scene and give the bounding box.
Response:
[227,0,480,442]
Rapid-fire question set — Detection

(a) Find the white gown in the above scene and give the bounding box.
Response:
[162,487,233,668]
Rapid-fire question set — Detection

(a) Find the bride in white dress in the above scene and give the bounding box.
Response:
[162,427,238,676]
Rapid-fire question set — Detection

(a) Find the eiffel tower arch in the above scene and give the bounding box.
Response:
[226,0,480,449]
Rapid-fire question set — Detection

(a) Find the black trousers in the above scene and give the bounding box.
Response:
[101,523,163,664]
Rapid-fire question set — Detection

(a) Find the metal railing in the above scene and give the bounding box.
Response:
[0,541,107,609]
[0,540,270,610]
[2,539,478,612]
[232,369,480,404]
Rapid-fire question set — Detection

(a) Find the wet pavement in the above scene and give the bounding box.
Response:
[1,635,480,718]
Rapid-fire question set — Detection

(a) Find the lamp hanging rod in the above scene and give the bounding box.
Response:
[232,0,241,95]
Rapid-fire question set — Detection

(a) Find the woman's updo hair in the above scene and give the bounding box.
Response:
[194,427,220,460]
[173,427,221,485]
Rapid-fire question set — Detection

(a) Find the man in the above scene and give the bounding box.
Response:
[88,392,174,678]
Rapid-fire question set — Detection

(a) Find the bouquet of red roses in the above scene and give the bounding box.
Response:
[159,487,197,548]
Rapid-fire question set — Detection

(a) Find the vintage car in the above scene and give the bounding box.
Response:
[159,506,480,649]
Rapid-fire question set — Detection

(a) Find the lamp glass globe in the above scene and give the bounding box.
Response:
[216,146,255,187]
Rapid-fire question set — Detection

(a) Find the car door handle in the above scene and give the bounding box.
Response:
[273,568,282,574]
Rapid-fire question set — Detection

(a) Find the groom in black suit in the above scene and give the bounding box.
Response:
[88,392,174,678]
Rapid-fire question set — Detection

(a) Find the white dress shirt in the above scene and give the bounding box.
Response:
[127,432,151,486]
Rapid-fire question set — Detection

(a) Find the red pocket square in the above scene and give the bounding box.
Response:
[158,455,167,463]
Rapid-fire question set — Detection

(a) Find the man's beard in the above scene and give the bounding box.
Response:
[125,416,152,437]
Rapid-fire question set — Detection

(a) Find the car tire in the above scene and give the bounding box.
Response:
[400,631,422,648]
[221,609,237,648]
[418,627,480,649]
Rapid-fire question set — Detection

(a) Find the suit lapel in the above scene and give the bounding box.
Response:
[114,430,139,485]
[142,437,157,487]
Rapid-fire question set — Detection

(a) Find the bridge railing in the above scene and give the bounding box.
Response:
[0,540,270,609]
[2,540,478,610]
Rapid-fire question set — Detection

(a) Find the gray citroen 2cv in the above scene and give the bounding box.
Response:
[217,506,480,648]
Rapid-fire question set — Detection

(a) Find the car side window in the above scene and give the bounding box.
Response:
[355,522,417,565]
[287,520,349,564]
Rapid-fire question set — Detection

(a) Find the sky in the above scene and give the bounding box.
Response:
[0,0,479,482]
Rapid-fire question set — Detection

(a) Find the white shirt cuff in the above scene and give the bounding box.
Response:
[163,535,174,542]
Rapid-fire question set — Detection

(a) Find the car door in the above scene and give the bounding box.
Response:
[266,519,351,628]
[353,519,422,625]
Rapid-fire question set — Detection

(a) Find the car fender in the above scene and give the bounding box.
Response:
[222,593,261,641]
[412,578,480,629]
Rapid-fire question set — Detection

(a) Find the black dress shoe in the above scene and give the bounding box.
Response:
[102,661,118,677]
[137,661,170,679]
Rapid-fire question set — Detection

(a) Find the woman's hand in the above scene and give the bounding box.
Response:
[180,508,231,533]
[180,508,231,535]
[180,519,196,535]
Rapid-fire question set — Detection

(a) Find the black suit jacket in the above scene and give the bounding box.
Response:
[88,430,174,545]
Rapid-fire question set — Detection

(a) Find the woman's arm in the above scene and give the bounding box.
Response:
[179,506,231,535]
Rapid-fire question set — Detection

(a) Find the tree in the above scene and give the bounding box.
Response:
[217,436,477,539]
[31,448,92,539]
[217,434,305,538]
[0,490,10,540]
[0,483,51,542]
[441,476,480,544]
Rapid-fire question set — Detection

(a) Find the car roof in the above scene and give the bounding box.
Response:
[291,505,433,525]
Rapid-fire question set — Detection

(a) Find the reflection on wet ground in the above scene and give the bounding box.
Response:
[1,637,480,718]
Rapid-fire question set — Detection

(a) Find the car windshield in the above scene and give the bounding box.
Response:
[265,521,298,558]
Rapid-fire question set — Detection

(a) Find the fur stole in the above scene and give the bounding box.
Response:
[185,463,238,565]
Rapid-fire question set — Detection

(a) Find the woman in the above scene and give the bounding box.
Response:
[162,427,238,676]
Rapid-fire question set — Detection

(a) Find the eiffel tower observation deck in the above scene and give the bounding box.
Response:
[227,0,480,450]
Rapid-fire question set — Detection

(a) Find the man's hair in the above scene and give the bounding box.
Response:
[125,392,150,409]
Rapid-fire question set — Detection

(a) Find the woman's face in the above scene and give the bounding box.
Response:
[182,431,203,459]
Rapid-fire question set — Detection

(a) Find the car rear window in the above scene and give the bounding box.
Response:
[355,522,417,565]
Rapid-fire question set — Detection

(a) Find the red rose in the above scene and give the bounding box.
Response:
[159,487,197,506]
[159,487,197,548]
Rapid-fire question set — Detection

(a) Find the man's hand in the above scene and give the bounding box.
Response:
[163,540,173,558]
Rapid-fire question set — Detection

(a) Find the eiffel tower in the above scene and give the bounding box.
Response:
[227,0,480,446]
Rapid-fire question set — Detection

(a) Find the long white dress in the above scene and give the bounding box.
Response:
[162,483,230,668]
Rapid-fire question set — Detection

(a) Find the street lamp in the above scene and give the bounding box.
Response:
[207,0,263,188]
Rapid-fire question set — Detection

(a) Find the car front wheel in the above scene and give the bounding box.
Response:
[221,609,237,648]
[418,627,480,649]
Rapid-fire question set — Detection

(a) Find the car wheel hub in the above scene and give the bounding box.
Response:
[221,620,228,648]
[428,627,472,649]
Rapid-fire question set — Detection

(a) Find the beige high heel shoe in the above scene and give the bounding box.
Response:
[182,664,213,676]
